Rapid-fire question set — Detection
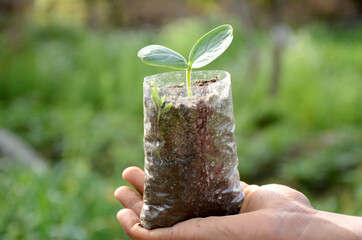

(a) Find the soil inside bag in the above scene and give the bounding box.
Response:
[141,71,244,229]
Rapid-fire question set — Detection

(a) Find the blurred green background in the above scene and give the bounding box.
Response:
[0,0,361,239]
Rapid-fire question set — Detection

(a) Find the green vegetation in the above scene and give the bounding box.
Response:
[138,24,233,96]
[0,19,361,239]
[151,83,172,124]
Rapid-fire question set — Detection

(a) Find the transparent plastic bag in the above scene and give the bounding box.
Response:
[141,70,244,229]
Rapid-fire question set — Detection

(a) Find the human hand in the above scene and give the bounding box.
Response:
[114,166,314,240]
[114,167,361,240]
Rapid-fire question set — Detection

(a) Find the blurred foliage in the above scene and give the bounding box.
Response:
[0,16,362,239]
[3,0,358,30]
[0,161,128,239]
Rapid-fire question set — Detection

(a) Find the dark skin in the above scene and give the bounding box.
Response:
[115,167,362,240]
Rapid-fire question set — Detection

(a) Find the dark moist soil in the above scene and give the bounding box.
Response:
[170,77,219,88]
[192,77,219,86]
[141,76,243,229]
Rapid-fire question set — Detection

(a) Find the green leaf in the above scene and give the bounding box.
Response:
[138,45,189,70]
[160,95,165,106]
[161,103,172,114]
[151,83,160,108]
[188,24,233,69]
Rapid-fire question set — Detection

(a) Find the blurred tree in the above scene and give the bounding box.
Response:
[122,0,187,27]
[223,0,360,97]
[32,0,187,28]
[0,0,33,29]
[0,0,34,47]
[105,0,126,27]
[82,0,125,29]
[7,0,359,30]
[223,0,291,96]
[246,0,360,26]
[268,0,289,97]
[84,0,103,29]
[228,0,261,84]
[33,0,87,26]
[269,23,290,97]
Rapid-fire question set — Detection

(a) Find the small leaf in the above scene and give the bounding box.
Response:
[161,103,172,114]
[151,83,160,108]
[138,45,190,70]
[160,95,165,106]
[188,24,233,69]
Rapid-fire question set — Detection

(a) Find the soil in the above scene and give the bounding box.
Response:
[192,77,219,86]
[141,77,244,229]
[171,77,219,88]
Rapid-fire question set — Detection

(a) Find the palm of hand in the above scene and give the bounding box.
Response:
[115,167,315,240]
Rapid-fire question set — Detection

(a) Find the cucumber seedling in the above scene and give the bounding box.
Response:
[138,24,233,97]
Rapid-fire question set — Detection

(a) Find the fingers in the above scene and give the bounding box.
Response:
[261,184,314,208]
[118,208,260,240]
[119,215,223,240]
[123,167,145,196]
[117,209,151,239]
[114,186,144,217]
[240,181,260,196]
[117,209,139,235]
[116,173,263,239]
[240,181,249,190]
[240,184,260,213]
[244,184,260,196]
[117,208,166,240]
[147,214,258,240]
[117,209,225,240]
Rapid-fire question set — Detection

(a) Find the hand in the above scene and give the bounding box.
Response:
[115,167,362,240]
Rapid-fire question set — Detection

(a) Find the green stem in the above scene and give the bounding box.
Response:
[157,108,161,124]
[186,68,193,97]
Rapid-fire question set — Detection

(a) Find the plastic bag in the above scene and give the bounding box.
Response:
[141,70,244,229]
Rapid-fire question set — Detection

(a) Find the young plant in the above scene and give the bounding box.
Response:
[138,24,233,97]
[151,83,172,124]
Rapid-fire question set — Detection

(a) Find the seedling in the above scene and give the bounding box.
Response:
[151,83,172,124]
[138,24,233,97]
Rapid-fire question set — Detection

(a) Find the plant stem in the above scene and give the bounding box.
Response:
[186,68,193,97]
[157,110,161,124]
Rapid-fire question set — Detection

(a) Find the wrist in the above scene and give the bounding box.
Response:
[280,206,318,240]
[315,210,362,239]
[295,209,362,240]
